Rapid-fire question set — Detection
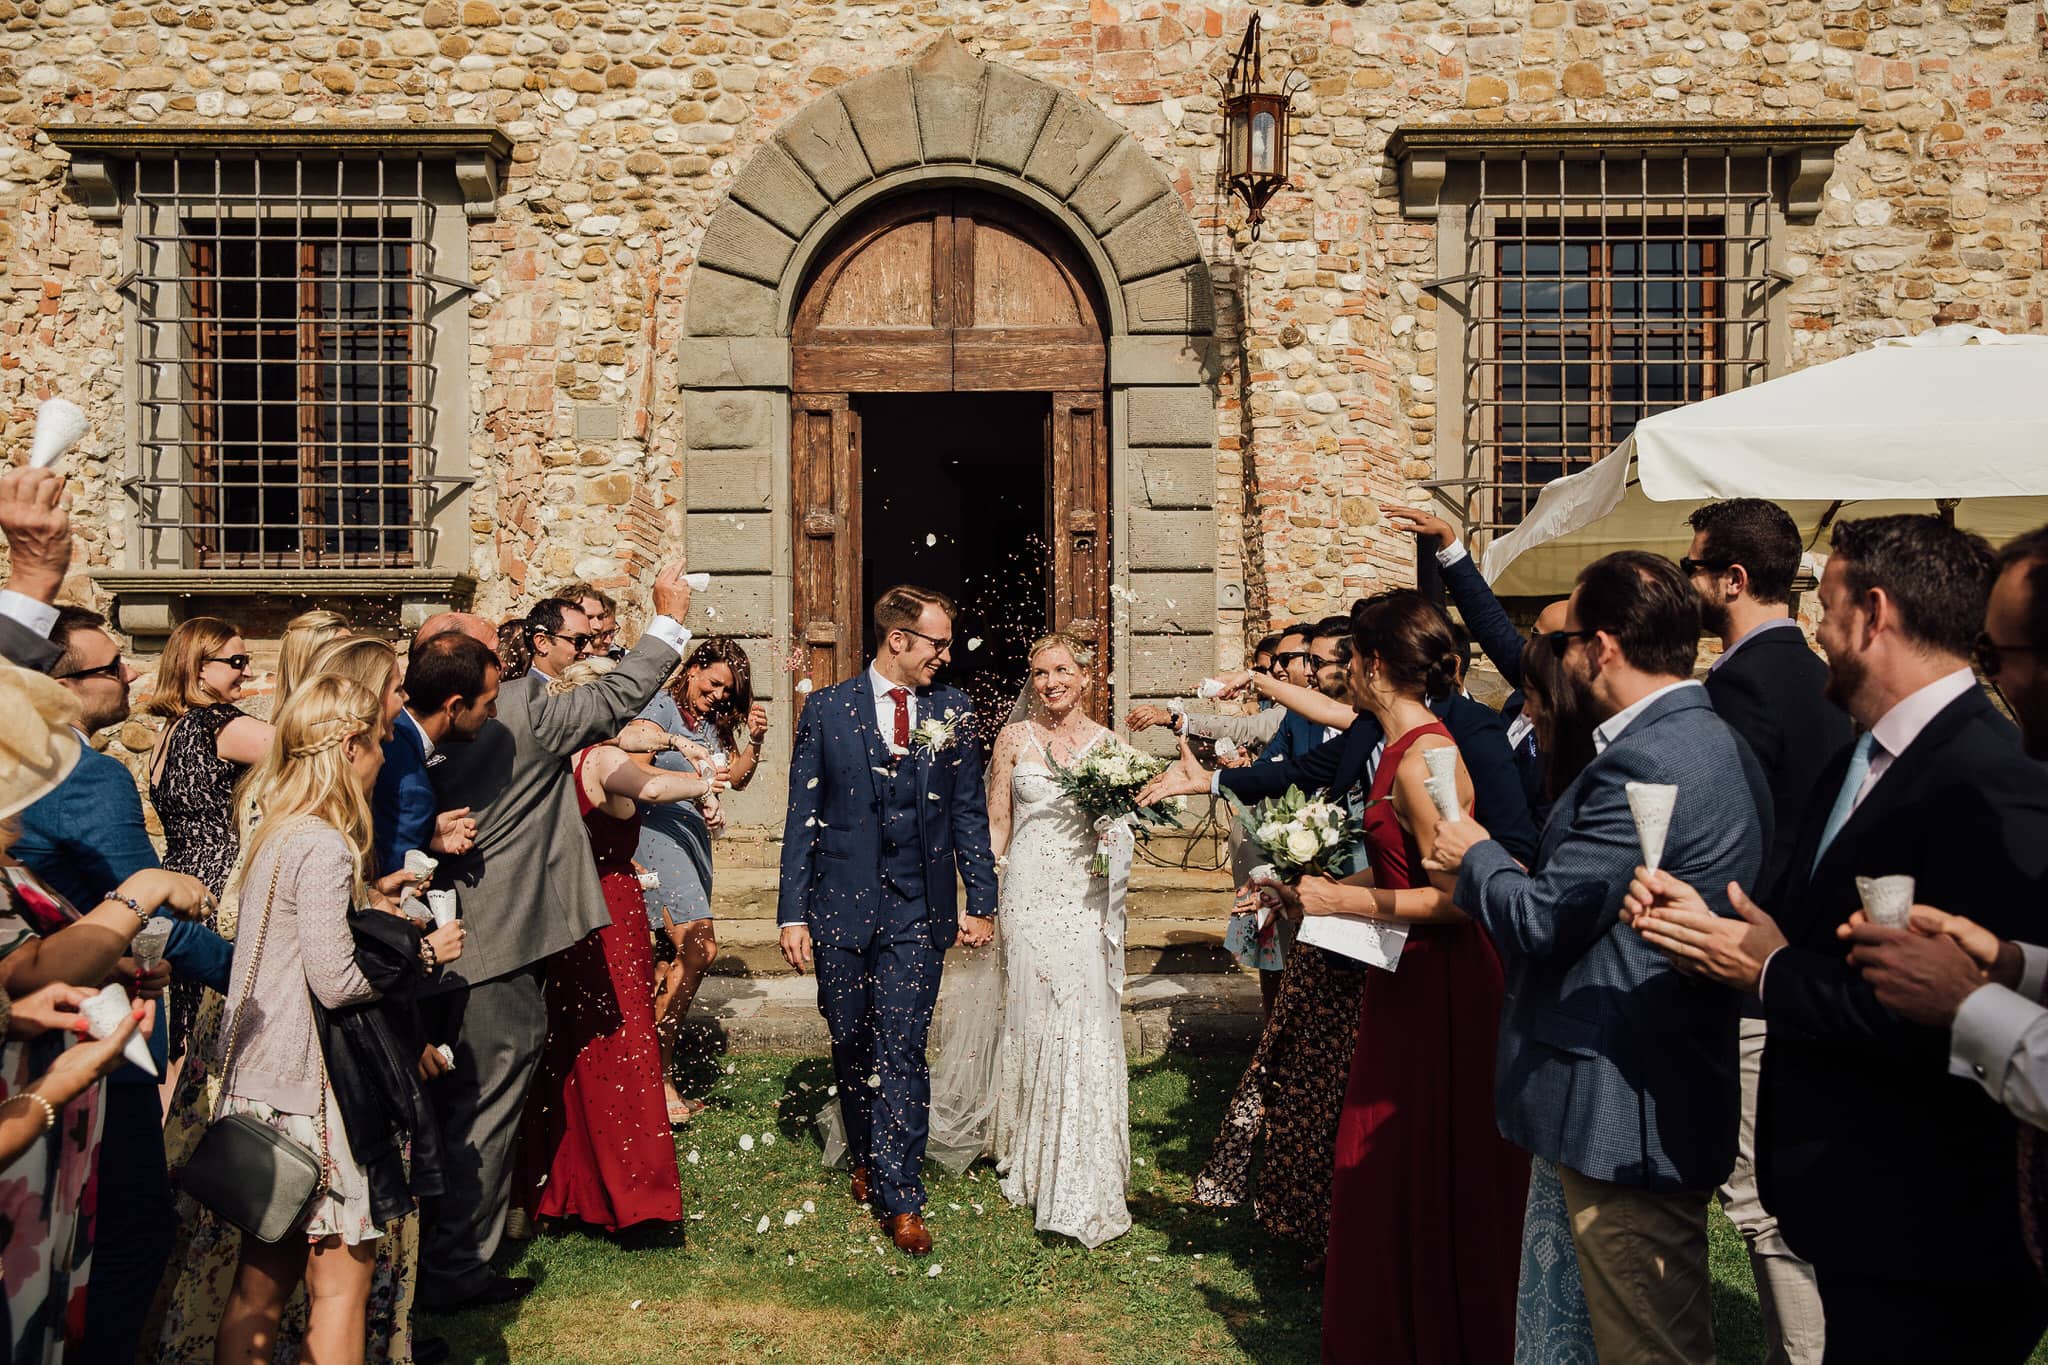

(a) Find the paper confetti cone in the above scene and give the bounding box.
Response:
[80,983,155,1076]
[1625,781,1678,874]
[404,848,438,882]
[1424,772,1462,823]
[28,398,87,470]
[130,918,173,972]
[1196,677,1227,699]
[1855,874,1915,930]
[1423,746,1458,783]
[684,572,711,591]
[426,888,459,929]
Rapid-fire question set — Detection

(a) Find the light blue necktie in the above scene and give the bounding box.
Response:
[1810,731,1877,874]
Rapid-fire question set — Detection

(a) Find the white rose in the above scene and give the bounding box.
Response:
[1257,822,1287,845]
[1285,828,1321,863]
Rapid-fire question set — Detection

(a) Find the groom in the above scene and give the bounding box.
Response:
[778,584,999,1255]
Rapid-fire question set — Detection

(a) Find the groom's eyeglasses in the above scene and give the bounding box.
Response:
[899,627,953,653]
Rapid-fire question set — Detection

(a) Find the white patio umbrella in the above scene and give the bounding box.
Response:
[1478,326,2048,596]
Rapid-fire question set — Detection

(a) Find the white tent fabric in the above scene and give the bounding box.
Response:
[1478,326,2048,596]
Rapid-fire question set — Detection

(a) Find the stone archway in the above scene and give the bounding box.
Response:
[674,38,1223,815]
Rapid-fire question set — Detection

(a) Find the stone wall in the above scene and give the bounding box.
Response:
[0,0,2042,823]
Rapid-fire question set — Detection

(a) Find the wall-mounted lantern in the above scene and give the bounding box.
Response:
[1220,16,1304,241]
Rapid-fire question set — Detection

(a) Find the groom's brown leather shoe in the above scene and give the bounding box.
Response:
[849,1165,870,1205]
[887,1212,933,1257]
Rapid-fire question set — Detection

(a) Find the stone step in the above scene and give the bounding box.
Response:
[701,914,1246,978]
[675,969,1261,1058]
[702,861,1237,922]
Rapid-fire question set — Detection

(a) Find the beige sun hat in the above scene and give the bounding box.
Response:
[0,661,83,820]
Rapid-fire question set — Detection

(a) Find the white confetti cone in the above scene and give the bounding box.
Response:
[426,889,459,929]
[80,983,155,1076]
[1424,772,1462,823]
[1246,862,1283,929]
[399,893,432,925]
[1215,736,1240,762]
[684,572,711,591]
[130,917,173,971]
[434,1043,455,1068]
[404,848,438,883]
[28,398,87,471]
[1625,782,1679,874]
[1423,746,1458,783]
[1196,677,1227,699]
[1856,874,1915,930]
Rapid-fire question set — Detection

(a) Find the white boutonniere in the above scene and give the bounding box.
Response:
[911,709,961,757]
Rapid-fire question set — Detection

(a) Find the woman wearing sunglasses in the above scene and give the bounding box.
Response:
[143,616,275,1061]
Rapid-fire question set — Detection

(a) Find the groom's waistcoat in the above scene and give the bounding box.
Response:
[878,756,927,902]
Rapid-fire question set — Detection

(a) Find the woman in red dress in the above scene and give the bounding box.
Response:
[517,663,719,1232]
[1281,591,1527,1364]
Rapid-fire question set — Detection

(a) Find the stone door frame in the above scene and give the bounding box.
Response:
[676,39,1224,815]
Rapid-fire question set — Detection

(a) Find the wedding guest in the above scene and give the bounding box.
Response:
[1427,550,1769,1365]
[311,635,405,735]
[1685,497,1844,1365]
[516,658,701,1232]
[0,466,69,672]
[1627,516,2048,1363]
[12,608,234,1364]
[561,581,623,659]
[273,608,351,713]
[412,565,691,1312]
[1257,592,1526,1363]
[144,616,273,1059]
[1383,504,1569,816]
[496,616,532,681]
[209,675,403,1364]
[1252,632,1281,687]
[372,632,500,878]
[1139,595,1538,1263]
[0,661,210,1364]
[627,636,766,1125]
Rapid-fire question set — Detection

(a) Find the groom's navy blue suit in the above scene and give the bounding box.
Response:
[778,669,999,1216]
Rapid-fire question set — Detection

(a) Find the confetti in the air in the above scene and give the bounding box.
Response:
[967,638,984,651]
[926,533,937,546]
[797,679,814,694]
[867,1073,882,1088]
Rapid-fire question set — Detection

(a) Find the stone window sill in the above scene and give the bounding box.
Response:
[91,569,477,636]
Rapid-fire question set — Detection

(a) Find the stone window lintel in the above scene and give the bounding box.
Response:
[1387,120,1862,221]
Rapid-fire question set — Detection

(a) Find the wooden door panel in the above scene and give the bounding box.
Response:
[793,340,952,393]
[1048,390,1111,719]
[791,393,862,698]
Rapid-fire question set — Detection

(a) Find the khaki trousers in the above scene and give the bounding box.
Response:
[1557,1164,1717,1365]
[1720,1016,1825,1365]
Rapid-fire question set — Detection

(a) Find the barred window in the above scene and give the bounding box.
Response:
[1424,146,1789,537]
[132,156,439,568]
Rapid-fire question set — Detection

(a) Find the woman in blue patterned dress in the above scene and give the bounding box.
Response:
[626,638,766,1125]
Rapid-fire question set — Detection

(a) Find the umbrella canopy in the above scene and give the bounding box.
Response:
[1478,326,2048,595]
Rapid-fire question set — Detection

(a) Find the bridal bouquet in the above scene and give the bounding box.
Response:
[1237,785,1359,882]
[1046,737,1184,875]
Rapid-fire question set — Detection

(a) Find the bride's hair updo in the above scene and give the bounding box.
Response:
[1027,632,1095,670]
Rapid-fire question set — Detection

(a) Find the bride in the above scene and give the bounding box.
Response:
[836,632,1133,1246]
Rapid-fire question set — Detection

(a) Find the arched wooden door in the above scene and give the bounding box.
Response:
[790,189,1111,716]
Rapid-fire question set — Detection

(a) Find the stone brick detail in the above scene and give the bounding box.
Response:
[1136,451,1216,510]
[682,454,773,511]
[683,391,773,451]
[1126,388,1215,448]
[1128,511,1217,572]
[682,512,774,574]
[1126,573,1218,632]
[839,68,922,175]
[1129,633,1216,696]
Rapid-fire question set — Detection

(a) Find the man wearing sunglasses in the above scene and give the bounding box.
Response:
[523,597,599,679]
[12,607,233,1362]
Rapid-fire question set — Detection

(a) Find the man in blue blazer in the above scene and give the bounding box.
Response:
[778,585,999,1257]
[372,631,501,876]
[1429,552,1769,1365]
[12,608,234,1364]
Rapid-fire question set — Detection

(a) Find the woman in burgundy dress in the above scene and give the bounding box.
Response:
[1279,591,1527,1364]
[516,662,718,1232]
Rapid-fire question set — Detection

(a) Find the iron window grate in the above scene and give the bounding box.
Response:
[1456,151,1776,536]
[128,154,445,569]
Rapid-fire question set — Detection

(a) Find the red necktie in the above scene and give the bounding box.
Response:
[888,687,910,750]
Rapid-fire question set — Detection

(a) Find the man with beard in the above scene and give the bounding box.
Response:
[13,607,234,1362]
[1683,498,1845,1365]
[1427,551,1768,1364]
[1625,516,2048,1363]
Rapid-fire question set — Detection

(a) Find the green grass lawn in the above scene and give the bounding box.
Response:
[432,1052,2035,1364]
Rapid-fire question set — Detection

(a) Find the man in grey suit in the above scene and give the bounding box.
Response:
[0,466,72,672]
[1430,550,1770,1365]
[414,565,694,1310]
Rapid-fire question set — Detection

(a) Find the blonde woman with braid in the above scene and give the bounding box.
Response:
[204,676,461,1364]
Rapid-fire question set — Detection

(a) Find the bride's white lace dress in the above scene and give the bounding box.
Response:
[989,722,1132,1248]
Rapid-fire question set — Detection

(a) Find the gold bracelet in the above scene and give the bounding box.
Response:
[14,1091,55,1136]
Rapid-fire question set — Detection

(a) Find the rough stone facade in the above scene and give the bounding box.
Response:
[0,0,2042,825]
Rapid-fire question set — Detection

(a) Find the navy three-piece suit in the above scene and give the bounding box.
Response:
[777,670,999,1216]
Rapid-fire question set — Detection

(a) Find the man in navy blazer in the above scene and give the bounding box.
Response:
[778,585,998,1256]
[12,608,234,1364]
[372,631,501,876]
[1430,552,1769,1365]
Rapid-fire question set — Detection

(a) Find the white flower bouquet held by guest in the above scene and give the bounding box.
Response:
[1235,785,1357,884]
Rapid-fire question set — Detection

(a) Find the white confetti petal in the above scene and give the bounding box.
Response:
[739,1134,755,1151]
[761,1131,777,1147]
[784,1210,803,1226]
[806,778,819,789]
[686,1149,700,1165]
[867,1073,882,1088]
[925,533,937,546]
[802,1200,816,1213]
[827,1085,837,1096]
[927,1263,943,1277]
[630,1299,644,1310]
[756,1215,771,1233]
[948,1202,962,1211]
[796,679,814,694]
[967,637,984,651]
[689,1212,705,1220]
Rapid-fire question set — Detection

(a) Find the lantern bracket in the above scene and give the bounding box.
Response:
[1218,16,1299,243]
